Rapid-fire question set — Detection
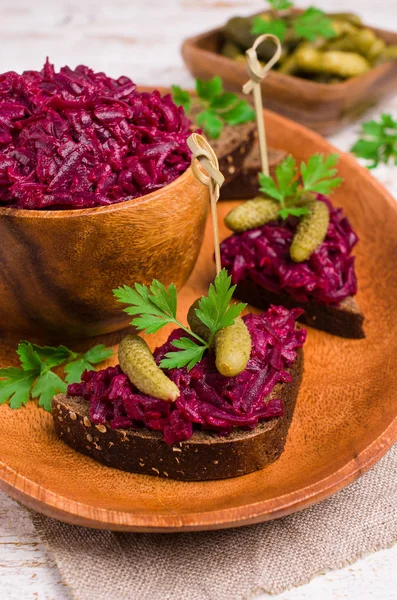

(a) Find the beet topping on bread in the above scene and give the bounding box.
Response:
[53,270,305,480]
[221,153,365,338]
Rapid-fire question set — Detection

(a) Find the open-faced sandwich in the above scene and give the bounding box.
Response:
[171,76,288,194]
[53,270,306,481]
[221,153,365,338]
[171,77,258,186]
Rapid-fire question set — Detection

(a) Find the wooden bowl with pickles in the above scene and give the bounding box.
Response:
[0,65,209,340]
[182,4,397,135]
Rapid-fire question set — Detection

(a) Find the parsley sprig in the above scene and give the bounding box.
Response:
[259,153,343,219]
[350,113,397,169]
[0,342,113,411]
[114,269,246,371]
[172,77,255,139]
[252,1,336,43]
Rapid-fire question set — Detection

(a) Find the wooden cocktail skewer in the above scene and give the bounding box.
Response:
[243,34,282,177]
[187,133,225,275]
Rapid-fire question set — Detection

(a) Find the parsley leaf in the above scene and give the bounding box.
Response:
[0,341,113,411]
[25,342,77,368]
[300,153,343,195]
[258,153,342,219]
[196,110,223,139]
[0,368,38,409]
[171,85,191,114]
[115,269,246,371]
[267,0,293,9]
[84,344,114,365]
[251,15,287,41]
[64,345,115,384]
[350,113,397,168]
[294,7,336,41]
[171,76,255,139]
[17,343,44,372]
[64,359,94,385]
[195,269,246,346]
[161,337,207,371]
[114,281,179,334]
[210,92,240,111]
[258,155,299,208]
[196,76,223,102]
[32,370,67,411]
[221,101,255,126]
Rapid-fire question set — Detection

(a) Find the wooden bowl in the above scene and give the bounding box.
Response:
[0,107,396,531]
[182,20,397,135]
[0,168,209,339]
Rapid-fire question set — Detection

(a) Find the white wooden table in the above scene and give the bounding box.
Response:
[0,1,396,598]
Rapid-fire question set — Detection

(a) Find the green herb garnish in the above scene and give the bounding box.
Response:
[0,342,113,411]
[172,76,255,140]
[258,153,343,219]
[251,16,287,41]
[252,2,336,43]
[114,269,246,371]
[350,113,397,169]
[267,0,293,10]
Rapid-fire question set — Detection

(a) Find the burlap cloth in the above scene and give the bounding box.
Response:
[32,444,396,600]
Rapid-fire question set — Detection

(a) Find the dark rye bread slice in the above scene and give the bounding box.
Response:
[190,104,256,186]
[52,349,303,482]
[221,142,288,200]
[235,279,365,339]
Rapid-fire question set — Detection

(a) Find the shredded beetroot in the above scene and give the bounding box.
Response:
[67,306,305,444]
[0,60,191,209]
[220,197,358,305]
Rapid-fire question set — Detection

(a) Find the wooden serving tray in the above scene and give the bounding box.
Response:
[0,109,396,532]
[182,14,397,135]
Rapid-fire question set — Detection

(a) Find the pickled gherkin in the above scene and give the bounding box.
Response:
[328,12,363,27]
[215,317,252,377]
[218,8,395,83]
[225,197,280,232]
[220,40,244,61]
[290,201,330,262]
[223,17,280,62]
[118,335,180,402]
[377,45,397,64]
[295,47,370,78]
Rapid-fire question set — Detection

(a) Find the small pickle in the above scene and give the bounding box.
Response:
[376,45,397,64]
[215,317,251,377]
[330,19,358,38]
[220,40,244,61]
[279,52,299,75]
[290,201,330,263]
[223,16,277,60]
[187,299,210,342]
[225,197,280,232]
[118,334,180,402]
[351,29,385,61]
[295,47,370,78]
[328,12,363,27]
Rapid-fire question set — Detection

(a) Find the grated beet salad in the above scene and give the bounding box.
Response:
[67,306,306,444]
[221,197,358,305]
[0,60,192,209]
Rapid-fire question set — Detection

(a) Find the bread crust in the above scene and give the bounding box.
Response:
[52,349,303,481]
[235,279,365,339]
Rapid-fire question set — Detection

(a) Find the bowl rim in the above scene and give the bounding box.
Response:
[184,11,397,92]
[0,160,193,220]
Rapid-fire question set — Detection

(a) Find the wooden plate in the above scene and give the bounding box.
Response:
[0,109,396,532]
[182,12,397,135]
